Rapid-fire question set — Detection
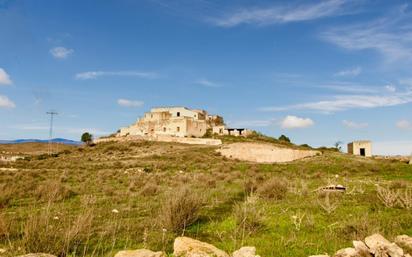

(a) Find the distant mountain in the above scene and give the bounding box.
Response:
[0,138,82,145]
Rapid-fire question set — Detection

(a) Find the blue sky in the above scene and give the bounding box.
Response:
[1,0,412,155]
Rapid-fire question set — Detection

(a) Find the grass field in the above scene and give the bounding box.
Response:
[0,139,411,257]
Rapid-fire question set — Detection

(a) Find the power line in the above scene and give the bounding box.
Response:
[46,111,58,155]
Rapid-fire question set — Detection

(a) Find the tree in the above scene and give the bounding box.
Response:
[81,132,93,145]
[334,141,343,152]
[278,134,291,143]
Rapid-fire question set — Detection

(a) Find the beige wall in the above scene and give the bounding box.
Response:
[348,141,372,157]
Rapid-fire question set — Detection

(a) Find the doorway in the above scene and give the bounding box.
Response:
[360,148,366,156]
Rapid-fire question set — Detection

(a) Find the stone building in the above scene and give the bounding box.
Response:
[347,140,372,157]
[118,106,250,138]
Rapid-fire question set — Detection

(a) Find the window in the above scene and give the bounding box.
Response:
[177,126,180,132]
[177,112,180,117]
[163,127,166,132]
[151,114,153,118]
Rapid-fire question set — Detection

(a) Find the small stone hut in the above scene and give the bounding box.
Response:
[347,140,372,157]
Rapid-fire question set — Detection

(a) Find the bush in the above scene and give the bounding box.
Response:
[257,177,288,200]
[159,187,204,233]
[233,195,265,233]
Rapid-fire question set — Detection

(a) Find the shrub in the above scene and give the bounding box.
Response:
[233,195,265,233]
[139,182,160,197]
[35,180,77,202]
[257,177,288,200]
[159,187,204,233]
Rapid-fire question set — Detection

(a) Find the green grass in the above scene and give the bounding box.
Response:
[0,140,411,256]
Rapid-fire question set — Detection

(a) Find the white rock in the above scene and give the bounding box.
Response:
[365,234,403,257]
[114,249,166,257]
[174,237,229,257]
[233,247,257,257]
[334,247,358,257]
[352,241,369,252]
[395,235,412,253]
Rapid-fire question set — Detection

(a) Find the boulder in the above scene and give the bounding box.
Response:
[232,247,259,257]
[114,249,166,257]
[173,237,229,257]
[364,234,403,257]
[16,254,56,257]
[334,247,358,257]
[395,235,412,254]
[352,241,372,257]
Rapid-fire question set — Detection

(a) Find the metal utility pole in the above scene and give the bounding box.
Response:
[46,111,58,155]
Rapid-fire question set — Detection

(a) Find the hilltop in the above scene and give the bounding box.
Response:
[0,137,411,257]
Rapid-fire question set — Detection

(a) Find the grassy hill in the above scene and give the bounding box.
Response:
[0,139,411,256]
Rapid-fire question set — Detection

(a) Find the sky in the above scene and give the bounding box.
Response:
[1,0,412,155]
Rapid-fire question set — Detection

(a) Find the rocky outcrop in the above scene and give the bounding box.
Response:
[173,237,230,257]
[309,234,412,257]
[114,249,166,257]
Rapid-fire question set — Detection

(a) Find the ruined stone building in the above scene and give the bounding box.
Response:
[118,106,251,138]
[348,140,372,157]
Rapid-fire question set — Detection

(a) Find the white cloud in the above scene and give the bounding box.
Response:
[0,68,12,85]
[385,84,397,92]
[281,115,314,129]
[321,7,412,63]
[334,66,362,77]
[260,89,412,113]
[396,120,412,130]
[209,0,351,27]
[342,120,368,129]
[50,46,74,59]
[117,98,144,108]
[0,95,16,108]
[318,83,379,94]
[195,78,221,88]
[75,71,158,80]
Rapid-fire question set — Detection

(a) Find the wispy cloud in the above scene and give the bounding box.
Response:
[281,115,314,129]
[50,46,74,59]
[260,88,412,113]
[0,95,15,108]
[0,68,12,85]
[334,66,362,77]
[396,120,412,130]
[117,98,144,108]
[318,82,379,94]
[195,78,221,88]
[342,120,368,129]
[75,71,158,80]
[209,0,353,27]
[321,5,412,63]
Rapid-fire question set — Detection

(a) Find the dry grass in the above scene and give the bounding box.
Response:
[159,187,204,234]
[257,177,288,200]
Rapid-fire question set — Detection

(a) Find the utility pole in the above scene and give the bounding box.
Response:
[46,111,58,155]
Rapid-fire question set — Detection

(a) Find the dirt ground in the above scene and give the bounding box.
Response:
[217,142,321,163]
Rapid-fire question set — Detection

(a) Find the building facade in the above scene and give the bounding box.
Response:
[118,106,251,138]
[348,140,372,157]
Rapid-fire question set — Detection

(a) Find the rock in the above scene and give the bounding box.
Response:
[173,237,229,257]
[395,235,412,254]
[334,247,358,257]
[114,249,166,257]
[16,254,56,257]
[365,234,403,257]
[353,241,369,252]
[309,255,330,257]
[365,234,391,249]
[233,247,258,257]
